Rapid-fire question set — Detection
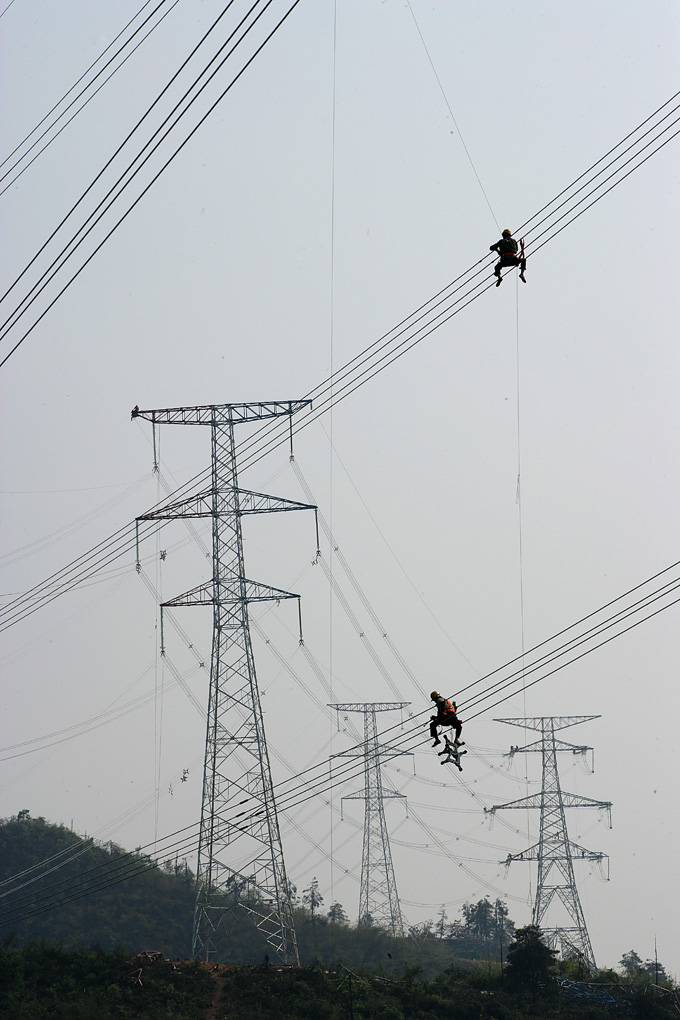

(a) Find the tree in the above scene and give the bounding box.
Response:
[0,815,196,958]
[620,949,670,985]
[435,906,448,939]
[463,897,494,942]
[505,925,558,1004]
[302,877,323,926]
[327,901,348,924]
[641,958,669,984]
[450,897,515,961]
[620,950,644,979]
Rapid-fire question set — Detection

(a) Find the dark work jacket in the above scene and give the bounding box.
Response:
[490,236,519,255]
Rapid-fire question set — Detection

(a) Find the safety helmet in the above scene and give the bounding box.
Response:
[502,228,512,236]
[430,690,440,700]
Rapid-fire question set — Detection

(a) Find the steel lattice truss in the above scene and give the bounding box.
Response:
[488,716,612,970]
[332,703,410,937]
[136,402,312,963]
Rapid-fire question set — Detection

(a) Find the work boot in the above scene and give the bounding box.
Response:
[520,272,526,283]
[432,737,441,747]
[495,276,502,287]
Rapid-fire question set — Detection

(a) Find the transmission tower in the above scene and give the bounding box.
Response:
[331,702,410,936]
[487,716,611,969]
[134,402,315,963]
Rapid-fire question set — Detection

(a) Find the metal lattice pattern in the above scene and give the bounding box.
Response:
[137,403,312,963]
[489,716,612,970]
[332,703,410,937]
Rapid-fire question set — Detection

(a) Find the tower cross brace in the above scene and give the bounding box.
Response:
[134,401,313,963]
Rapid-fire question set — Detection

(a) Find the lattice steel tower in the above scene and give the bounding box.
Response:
[331,703,410,936]
[487,716,611,969]
[134,402,315,963]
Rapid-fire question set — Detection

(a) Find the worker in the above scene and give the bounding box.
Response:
[429,691,463,747]
[490,228,526,286]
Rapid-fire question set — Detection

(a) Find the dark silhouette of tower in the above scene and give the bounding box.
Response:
[135,401,314,962]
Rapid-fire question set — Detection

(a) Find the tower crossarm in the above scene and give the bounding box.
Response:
[160,579,300,608]
[495,715,600,733]
[486,793,543,813]
[240,580,300,604]
[560,792,612,812]
[501,841,607,865]
[237,490,316,515]
[343,789,407,802]
[488,791,611,813]
[502,841,540,863]
[138,488,214,520]
[331,702,410,714]
[569,841,609,863]
[131,401,311,425]
[139,488,315,521]
[506,738,592,756]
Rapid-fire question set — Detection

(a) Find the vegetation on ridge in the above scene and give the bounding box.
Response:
[1,814,677,1018]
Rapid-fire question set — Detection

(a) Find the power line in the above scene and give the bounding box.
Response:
[0,0,304,368]
[0,0,181,191]
[3,487,676,927]
[2,93,678,624]
[0,88,676,923]
[246,566,680,821]
[57,559,666,847]
[1,0,240,307]
[2,501,680,807]
[3,561,677,927]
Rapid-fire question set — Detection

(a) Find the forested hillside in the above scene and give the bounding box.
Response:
[0,813,195,958]
[1,814,678,1020]
[0,814,514,970]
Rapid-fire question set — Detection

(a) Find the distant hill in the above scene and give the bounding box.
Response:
[0,813,481,970]
[0,813,195,958]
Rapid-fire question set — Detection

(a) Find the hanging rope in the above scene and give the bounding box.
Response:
[406,0,500,231]
[514,270,532,905]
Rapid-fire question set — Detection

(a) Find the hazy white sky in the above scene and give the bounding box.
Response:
[1,0,679,973]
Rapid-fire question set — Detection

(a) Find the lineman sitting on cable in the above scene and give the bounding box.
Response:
[490,228,526,286]
[429,691,464,748]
